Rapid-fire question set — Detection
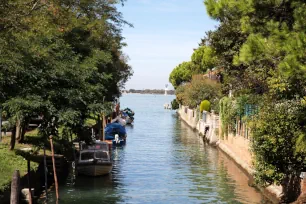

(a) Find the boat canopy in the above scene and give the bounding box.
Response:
[80,141,109,151]
[80,151,109,161]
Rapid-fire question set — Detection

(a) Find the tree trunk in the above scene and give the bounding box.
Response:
[281,174,301,203]
[10,126,16,150]
[97,115,101,140]
[15,119,21,141]
[293,176,306,204]
[10,170,20,204]
[27,160,32,204]
[294,194,306,204]
[18,123,27,143]
[49,136,59,201]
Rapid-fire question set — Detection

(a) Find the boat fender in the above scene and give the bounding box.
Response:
[115,134,120,144]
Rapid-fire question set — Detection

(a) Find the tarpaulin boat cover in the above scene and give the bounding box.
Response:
[105,123,126,140]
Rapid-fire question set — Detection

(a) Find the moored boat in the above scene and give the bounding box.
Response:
[105,123,127,147]
[122,108,135,124]
[112,134,126,146]
[77,141,112,176]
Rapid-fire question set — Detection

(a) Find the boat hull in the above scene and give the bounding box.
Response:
[112,139,126,147]
[126,117,133,124]
[77,162,112,176]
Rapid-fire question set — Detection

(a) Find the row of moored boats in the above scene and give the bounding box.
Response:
[76,107,135,176]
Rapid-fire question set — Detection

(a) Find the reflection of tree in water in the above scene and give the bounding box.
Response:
[172,119,239,202]
[184,144,241,203]
[215,160,242,204]
[66,173,123,204]
[173,119,261,204]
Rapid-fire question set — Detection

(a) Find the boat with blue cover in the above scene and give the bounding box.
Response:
[105,123,127,146]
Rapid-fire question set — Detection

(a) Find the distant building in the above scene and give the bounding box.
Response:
[165,84,168,95]
[203,67,223,82]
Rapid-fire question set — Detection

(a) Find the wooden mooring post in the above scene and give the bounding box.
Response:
[43,146,48,202]
[10,170,20,204]
[49,136,59,201]
[27,160,32,204]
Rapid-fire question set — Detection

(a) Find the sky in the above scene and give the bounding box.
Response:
[118,0,218,90]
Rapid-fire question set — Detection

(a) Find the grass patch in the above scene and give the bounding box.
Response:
[0,126,77,192]
[24,128,76,160]
[0,144,38,192]
[25,129,39,137]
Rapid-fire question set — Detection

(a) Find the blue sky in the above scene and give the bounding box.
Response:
[118,0,218,90]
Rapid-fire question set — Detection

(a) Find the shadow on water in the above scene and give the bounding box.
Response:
[39,166,125,204]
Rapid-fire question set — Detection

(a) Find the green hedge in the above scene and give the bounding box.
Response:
[200,100,211,112]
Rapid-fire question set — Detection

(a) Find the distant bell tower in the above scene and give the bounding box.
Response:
[165,84,168,95]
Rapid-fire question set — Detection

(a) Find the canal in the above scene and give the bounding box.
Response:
[42,94,270,204]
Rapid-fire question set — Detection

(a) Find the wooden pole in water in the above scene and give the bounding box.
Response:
[0,106,2,142]
[27,160,32,204]
[102,114,105,141]
[98,115,102,140]
[43,146,48,202]
[10,170,20,204]
[49,136,59,201]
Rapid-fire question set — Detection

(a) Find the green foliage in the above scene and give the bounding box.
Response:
[169,45,218,89]
[0,0,132,149]
[204,0,306,98]
[219,95,259,136]
[191,46,217,72]
[171,99,179,110]
[175,85,187,105]
[219,97,237,136]
[200,100,211,112]
[169,62,193,88]
[250,99,306,188]
[203,0,306,199]
[176,75,221,109]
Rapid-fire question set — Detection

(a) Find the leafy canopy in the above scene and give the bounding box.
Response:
[0,0,133,148]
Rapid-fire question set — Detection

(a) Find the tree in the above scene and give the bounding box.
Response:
[169,62,194,89]
[0,0,132,149]
[176,75,221,109]
[203,0,306,201]
[191,46,217,73]
[250,99,306,202]
[201,21,248,95]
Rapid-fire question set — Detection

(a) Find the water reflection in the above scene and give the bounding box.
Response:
[175,117,269,204]
[40,94,270,204]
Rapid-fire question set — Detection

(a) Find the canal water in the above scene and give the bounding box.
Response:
[42,94,270,204]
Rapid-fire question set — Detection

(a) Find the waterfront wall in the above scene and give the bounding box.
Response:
[178,105,219,145]
[177,105,282,203]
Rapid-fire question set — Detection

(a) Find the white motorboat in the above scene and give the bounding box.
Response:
[77,141,112,176]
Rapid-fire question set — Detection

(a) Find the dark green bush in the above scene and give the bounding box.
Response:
[171,99,179,110]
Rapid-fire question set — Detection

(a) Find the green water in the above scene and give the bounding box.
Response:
[42,94,270,204]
